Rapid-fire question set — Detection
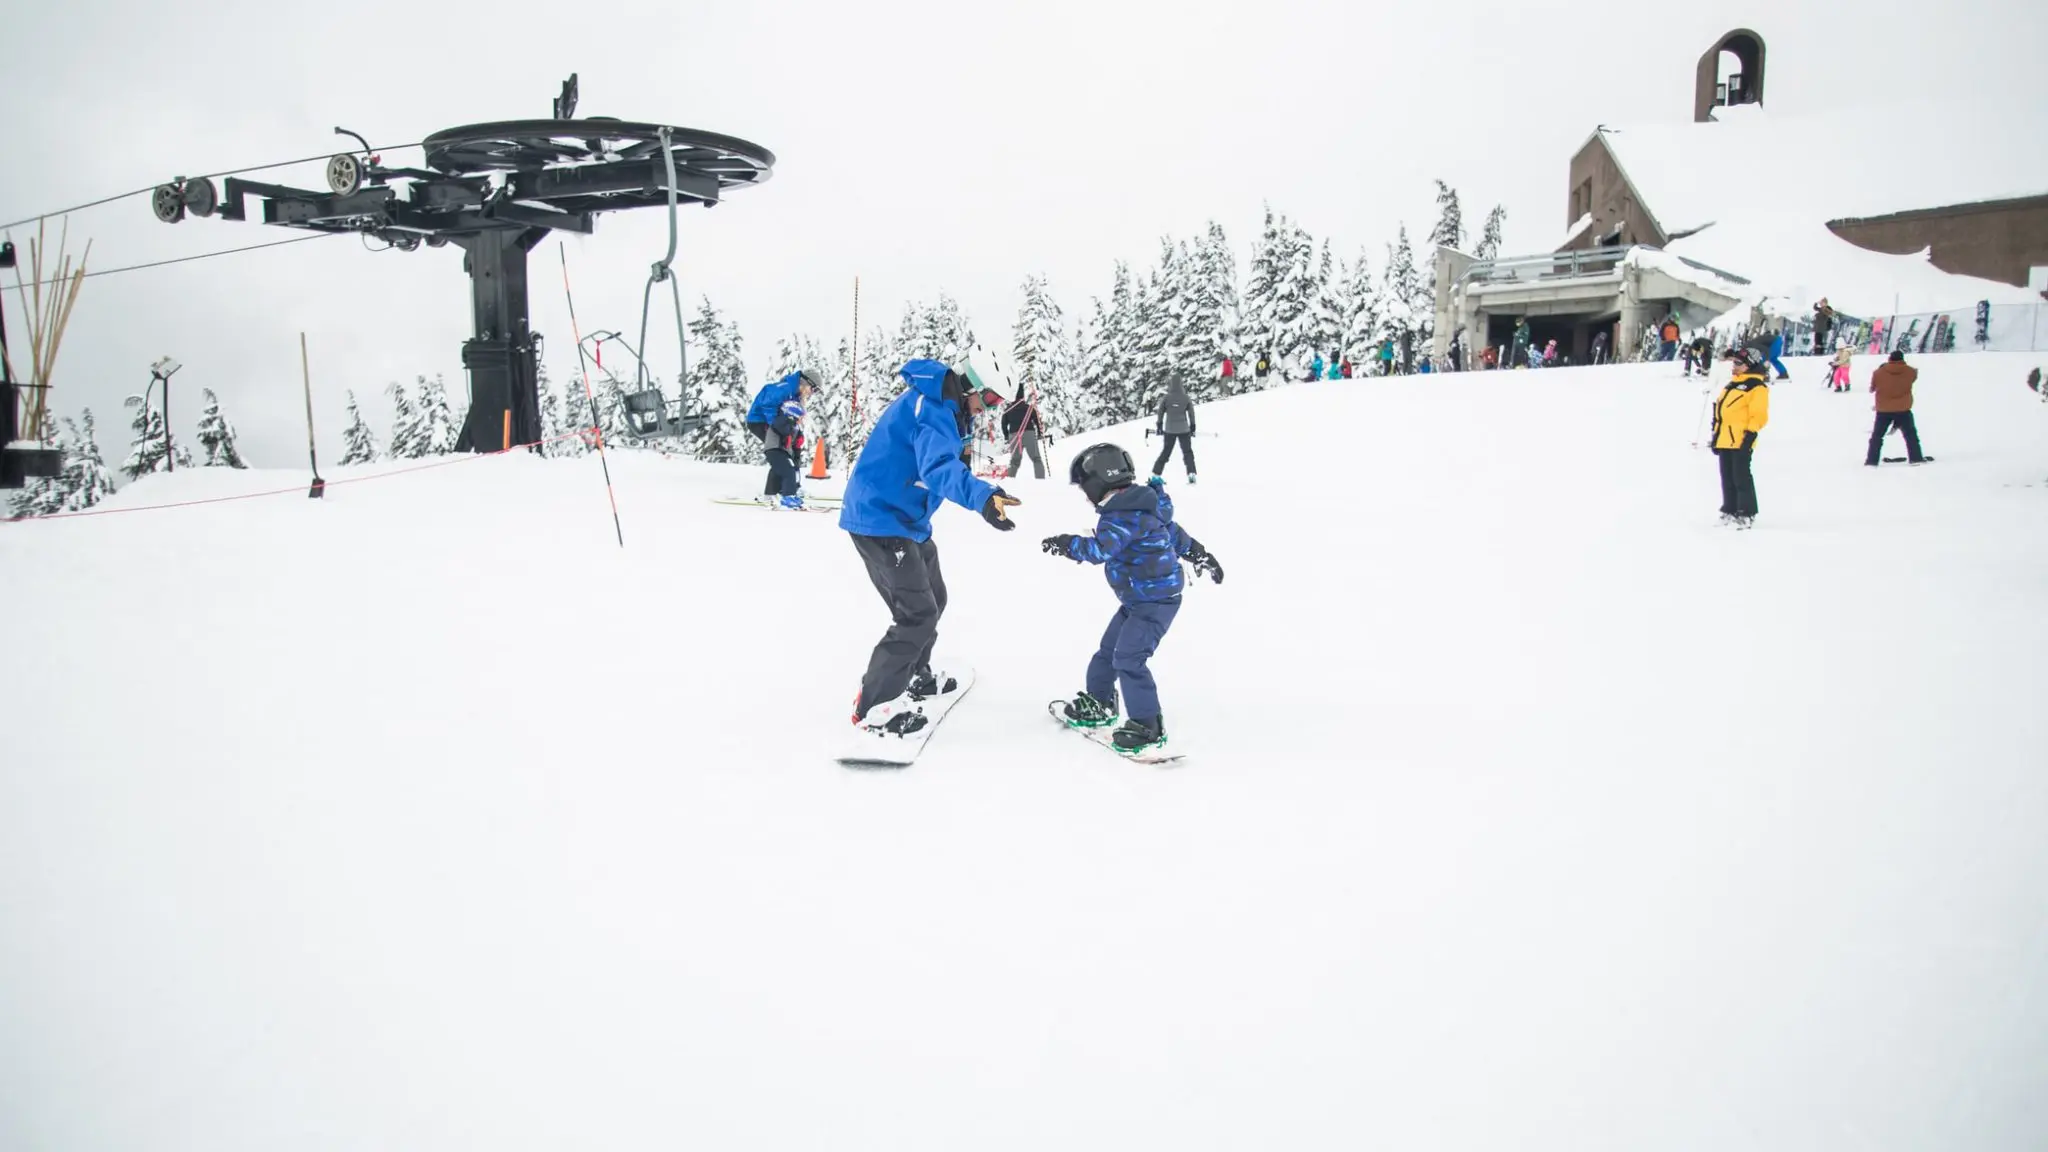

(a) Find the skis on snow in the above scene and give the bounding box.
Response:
[1045,700,1184,766]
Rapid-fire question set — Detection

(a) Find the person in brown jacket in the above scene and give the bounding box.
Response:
[1865,350,1929,466]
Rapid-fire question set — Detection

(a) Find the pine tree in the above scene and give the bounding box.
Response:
[1185,221,1241,398]
[854,324,901,443]
[1082,262,1145,422]
[1383,226,1424,369]
[555,368,592,457]
[534,361,562,458]
[61,411,117,510]
[194,388,248,468]
[1012,274,1084,436]
[1341,249,1383,364]
[1476,205,1507,261]
[416,374,461,455]
[385,379,425,459]
[339,390,380,465]
[815,336,858,468]
[1429,180,1467,252]
[120,394,171,480]
[1311,240,1345,368]
[1265,216,1319,378]
[1240,206,1286,383]
[683,296,753,461]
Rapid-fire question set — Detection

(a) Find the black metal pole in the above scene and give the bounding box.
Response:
[163,370,173,472]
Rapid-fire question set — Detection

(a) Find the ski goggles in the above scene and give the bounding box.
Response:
[975,387,1003,408]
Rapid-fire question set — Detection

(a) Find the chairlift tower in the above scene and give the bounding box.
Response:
[148,75,775,452]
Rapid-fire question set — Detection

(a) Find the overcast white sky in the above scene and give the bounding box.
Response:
[5,0,2045,464]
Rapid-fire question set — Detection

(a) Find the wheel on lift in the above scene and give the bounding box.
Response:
[182,177,219,218]
[151,183,186,223]
[326,152,364,196]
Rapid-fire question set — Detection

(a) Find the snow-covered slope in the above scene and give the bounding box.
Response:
[4,356,2048,1151]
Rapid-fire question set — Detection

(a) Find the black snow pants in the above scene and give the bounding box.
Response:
[850,533,948,719]
[1151,432,1196,478]
[1866,411,1925,465]
[765,448,799,497]
[1716,443,1759,517]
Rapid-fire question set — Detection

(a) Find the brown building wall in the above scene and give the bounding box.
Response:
[1827,196,2048,289]
[1562,137,1666,252]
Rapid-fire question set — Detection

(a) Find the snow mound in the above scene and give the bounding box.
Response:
[4,358,2048,1150]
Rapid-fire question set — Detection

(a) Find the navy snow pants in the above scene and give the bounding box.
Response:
[1085,598,1180,721]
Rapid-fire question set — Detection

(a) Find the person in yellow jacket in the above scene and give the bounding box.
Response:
[1712,348,1771,528]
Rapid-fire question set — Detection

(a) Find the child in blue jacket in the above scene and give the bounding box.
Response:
[1041,442,1224,754]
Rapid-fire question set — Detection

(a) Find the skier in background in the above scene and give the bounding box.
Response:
[1001,386,1047,480]
[1766,327,1791,380]
[1510,319,1532,370]
[1712,348,1771,528]
[1591,328,1610,365]
[744,369,818,507]
[1865,351,1929,466]
[839,359,1021,739]
[1684,332,1715,378]
[1151,378,1198,484]
[1042,444,1224,756]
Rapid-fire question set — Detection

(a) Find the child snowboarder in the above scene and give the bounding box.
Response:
[1712,349,1771,529]
[1041,443,1224,755]
[1830,341,1854,392]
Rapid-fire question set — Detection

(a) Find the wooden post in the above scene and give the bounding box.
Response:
[300,332,324,498]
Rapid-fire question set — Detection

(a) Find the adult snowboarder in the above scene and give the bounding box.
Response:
[1712,348,1771,528]
[1865,351,1928,466]
[1683,333,1715,378]
[1000,387,1047,479]
[1151,379,1198,483]
[746,369,819,506]
[840,358,1021,738]
[1042,444,1223,755]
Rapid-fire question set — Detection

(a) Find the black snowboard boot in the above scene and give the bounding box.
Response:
[1062,691,1119,729]
[1111,714,1167,753]
[908,667,957,698]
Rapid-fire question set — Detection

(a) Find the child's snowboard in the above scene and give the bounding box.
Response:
[1045,700,1184,766]
[836,665,976,769]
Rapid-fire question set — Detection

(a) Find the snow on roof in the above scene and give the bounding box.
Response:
[1559,212,1594,249]
[1589,99,2048,318]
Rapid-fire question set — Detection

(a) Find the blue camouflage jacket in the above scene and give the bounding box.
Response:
[1065,479,1199,604]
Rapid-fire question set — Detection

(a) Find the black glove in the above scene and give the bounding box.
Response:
[982,488,1021,531]
[1186,541,1224,584]
[1041,534,1079,559]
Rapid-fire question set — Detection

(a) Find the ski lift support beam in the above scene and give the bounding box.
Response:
[146,74,774,455]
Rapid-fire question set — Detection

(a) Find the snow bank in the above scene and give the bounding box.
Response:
[4,360,2047,1150]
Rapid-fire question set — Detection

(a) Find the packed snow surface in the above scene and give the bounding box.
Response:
[4,355,2047,1151]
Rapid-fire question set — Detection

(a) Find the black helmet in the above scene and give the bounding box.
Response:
[1069,442,1135,504]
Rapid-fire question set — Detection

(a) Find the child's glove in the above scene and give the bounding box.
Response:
[1041,534,1079,559]
[1186,541,1225,584]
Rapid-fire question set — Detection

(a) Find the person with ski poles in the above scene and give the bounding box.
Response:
[1150,378,1198,484]
[1001,385,1048,479]
[839,359,1022,740]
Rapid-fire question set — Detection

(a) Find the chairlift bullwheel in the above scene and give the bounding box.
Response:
[151,183,185,223]
[182,177,219,218]
[326,152,365,196]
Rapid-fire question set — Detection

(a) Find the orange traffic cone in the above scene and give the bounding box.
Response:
[808,436,829,480]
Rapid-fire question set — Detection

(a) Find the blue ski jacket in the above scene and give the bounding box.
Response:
[838,359,997,542]
[1063,478,1198,604]
[747,373,804,425]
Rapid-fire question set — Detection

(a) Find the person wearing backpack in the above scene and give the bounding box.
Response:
[1000,386,1047,479]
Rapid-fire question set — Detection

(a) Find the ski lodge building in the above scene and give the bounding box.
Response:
[1434,29,2048,365]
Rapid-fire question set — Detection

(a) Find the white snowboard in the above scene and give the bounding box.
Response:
[836,664,976,769]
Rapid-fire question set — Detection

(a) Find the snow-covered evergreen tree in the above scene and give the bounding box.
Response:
[1265,216,1319,378]
[339,390,380,465]
[1311,240,1345,367]
[534,361,562,458]
[853,324,901,446]
[1240,207,1286,382]
[554,368,592,457]
[1081,262,1145,423]
[1341,250,1383,364]
[120,394,172,480]
[63,410,117,511]
[1476,205,1507,261]
[1012,274,1085,436]
[1383,226,1425,368]
[385,379,425,459]
[684,296,753,461]
[1429,180,1467,252]
[1129,239,1185,416]
[194,388,247,468]
[416,374,461,455]
[1185,221,1241,397]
